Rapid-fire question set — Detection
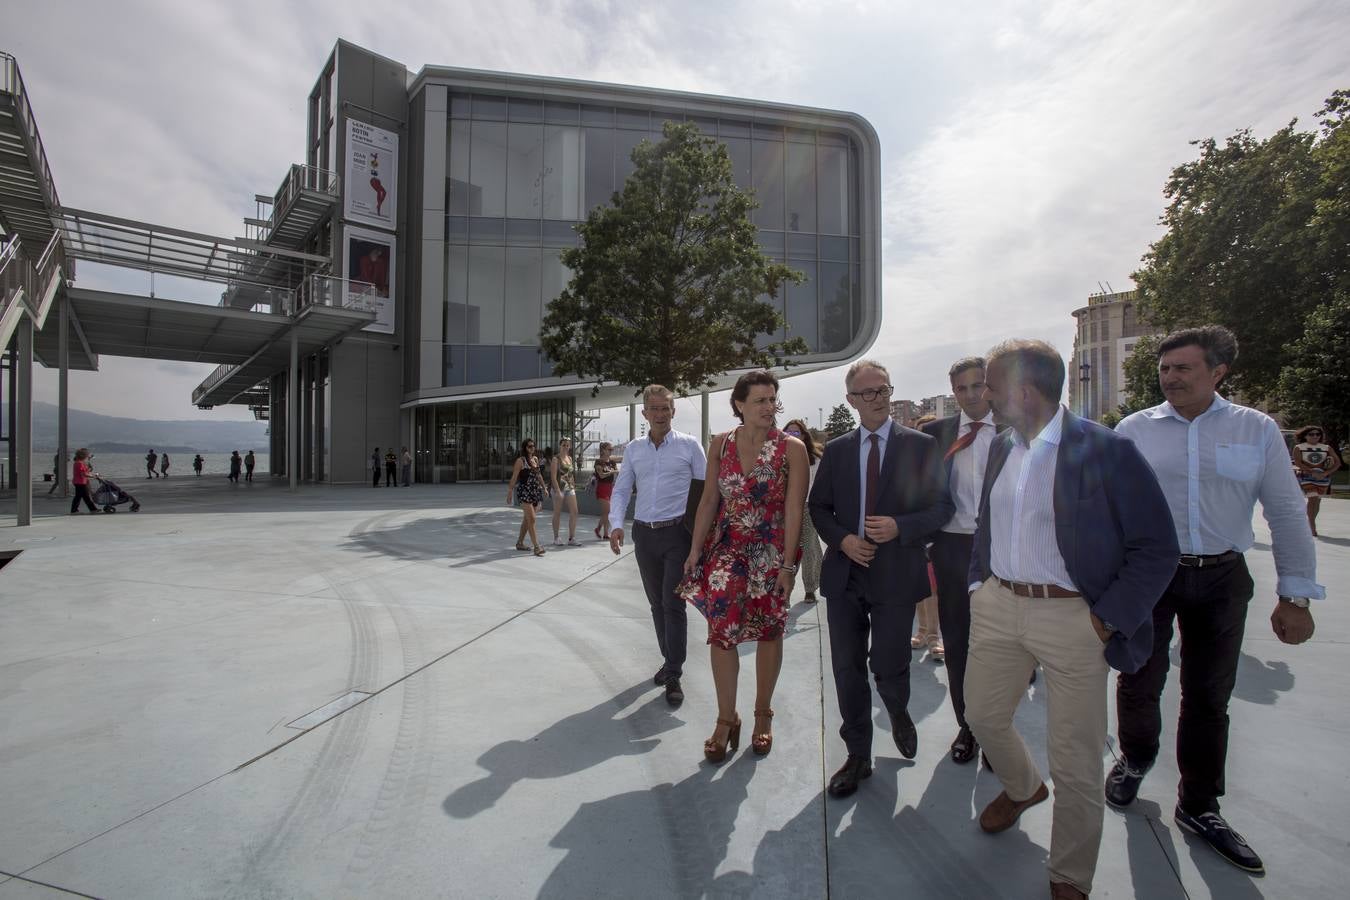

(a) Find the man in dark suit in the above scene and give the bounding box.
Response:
[809,359,954,798]
[921,356,998,764]
[965,339,1178,900]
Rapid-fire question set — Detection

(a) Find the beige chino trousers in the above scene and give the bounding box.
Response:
[965,577,1109,895]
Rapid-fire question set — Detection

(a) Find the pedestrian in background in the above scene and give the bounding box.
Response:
[145,449,158,478]
[160,452,171,477]
[910,413,943,658]
[245,450,256,482]
[48,451,62,494]
[228,450,242,484]
[70,448,98,514]
[400,446,412,486]
[592,442,618,540]
[384,448,397,486]
[1292,425,1340,536]
[193,454,204,476]
[507,438,548,556]
[551,437,580,545]
[371,448,381,487]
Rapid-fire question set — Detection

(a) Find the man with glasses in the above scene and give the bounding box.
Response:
[809,359,953,797]
[1107,326,1322,875]
[610,385,708,706]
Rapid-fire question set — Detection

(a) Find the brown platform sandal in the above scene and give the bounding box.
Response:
[752,708,774,756]
[704,715,741,764]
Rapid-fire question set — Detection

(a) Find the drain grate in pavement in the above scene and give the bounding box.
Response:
[286,690,373,730]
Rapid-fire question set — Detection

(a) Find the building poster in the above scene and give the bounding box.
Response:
[344,226,395,334]
[344,119,398,230]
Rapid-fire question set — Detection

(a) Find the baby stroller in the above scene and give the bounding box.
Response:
[92,476,141,513]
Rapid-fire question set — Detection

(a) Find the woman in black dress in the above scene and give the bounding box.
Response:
[506,438,548,556]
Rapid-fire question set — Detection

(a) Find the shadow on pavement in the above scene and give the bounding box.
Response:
[1232,652,1295,705]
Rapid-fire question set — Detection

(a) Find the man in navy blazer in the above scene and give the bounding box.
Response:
[809,359,954,798]
[964,340,1177,900]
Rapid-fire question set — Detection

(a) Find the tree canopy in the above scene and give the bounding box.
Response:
[539,122,808,397]
[825,403,856,438]
[1129,90,1349,438]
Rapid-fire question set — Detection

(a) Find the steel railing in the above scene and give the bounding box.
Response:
[270,164,339,227]
[302,273,380,313]
[1,51,62,217]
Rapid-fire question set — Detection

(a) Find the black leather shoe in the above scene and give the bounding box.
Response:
[653,666,672,686]
[1104,756,1151,808]
[1174,807,1264,873]
[664,678,684,706]
[890,710,917,759]
[828,755,873,797]
[950,725,978,764]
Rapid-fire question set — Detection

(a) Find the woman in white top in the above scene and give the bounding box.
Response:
[1292,424,1341,537]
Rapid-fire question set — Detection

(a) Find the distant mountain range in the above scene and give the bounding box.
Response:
[9,401,269,453]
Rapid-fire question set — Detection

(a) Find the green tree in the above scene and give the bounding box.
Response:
[1132,91,1349,404]
[1274,289,1350,448]
[825,403,856,438]
[1119,334,1165,415]
[1098,409,1123,429]
[540,122,807,396]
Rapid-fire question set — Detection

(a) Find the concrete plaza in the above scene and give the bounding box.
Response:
[0,477,1345,899]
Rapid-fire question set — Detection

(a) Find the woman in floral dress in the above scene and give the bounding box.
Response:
[506,438,548,556]
[680,371,808,762]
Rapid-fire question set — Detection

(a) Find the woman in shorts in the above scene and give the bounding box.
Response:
[550,437,581,545]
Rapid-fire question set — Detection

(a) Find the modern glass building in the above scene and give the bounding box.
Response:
[222,41,882,483]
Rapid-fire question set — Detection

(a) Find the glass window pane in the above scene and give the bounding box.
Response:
[504,248,541,345]
[689,115,717,136]
[508,98,541,123]
[467,346,503,384]
[447,216,469,241]
[786,126,815,143]
[542,250,571,307]
[468,246,504,344]
[753,123,784,140]
[445,245,468,343]
[850,144,861,235]
[819,261,850,352]
[722,137,751,191]
[444,345,467,386]
[787,232,816,258]
[719,119,751,138]
[581,104,614,127]
[820,235,848,260]
[469,121,507,216]
[753,139,785,229]
[582,127,615,211]
[506,123,543,218]
[757,230,785,255]
[472,95,507,120]
[449,95,471,118]
[756,285,785,349]
[506,218,541,245]
[543,125,581,220]
[851,263,861,338]
[785,142,815,233]
[616,108,649,130]
[786,261,817,351]
[447,119,471,214]
[542,220,579,247]
[817,145,848,235]
[504,346,541,381]
[469,217,504,243]
[544,101,578,124]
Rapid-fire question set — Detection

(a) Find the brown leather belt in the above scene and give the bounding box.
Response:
[997,578,1080,599]
[1177,551,1240,568]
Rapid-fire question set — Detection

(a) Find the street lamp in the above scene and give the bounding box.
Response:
[1079,362,1092,419]
[818,407,823,430]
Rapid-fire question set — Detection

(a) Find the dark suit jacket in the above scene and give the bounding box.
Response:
[809,421,954,604]
[968,410,1179,673]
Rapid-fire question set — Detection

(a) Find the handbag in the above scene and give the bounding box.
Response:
[683,433,729,533]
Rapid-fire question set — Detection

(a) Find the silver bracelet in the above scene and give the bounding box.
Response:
[782,563,798,574]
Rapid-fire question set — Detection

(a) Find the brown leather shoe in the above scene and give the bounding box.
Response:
[1049,880,1087,899]
[979,782,1049,833]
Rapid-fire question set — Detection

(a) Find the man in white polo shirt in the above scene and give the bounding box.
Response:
[1108,325,1323,876]
[610,384,708,706]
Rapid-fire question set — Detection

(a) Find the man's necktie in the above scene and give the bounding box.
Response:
[865,433,880,517]
[944,421,986,461]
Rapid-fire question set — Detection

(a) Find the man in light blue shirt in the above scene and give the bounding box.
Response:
[609,384,708,706]
[1108,326,1323,876]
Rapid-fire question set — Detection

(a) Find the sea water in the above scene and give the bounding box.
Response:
[36,451,271,481]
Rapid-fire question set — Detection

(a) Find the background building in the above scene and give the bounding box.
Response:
[1069,288,1160,420]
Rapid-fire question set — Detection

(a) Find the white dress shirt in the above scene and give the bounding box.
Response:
[1117,394,1324,600]
[608,429,707,526]
[855,421,891,537]
[989,406,1076,591]
[943,411,996,535]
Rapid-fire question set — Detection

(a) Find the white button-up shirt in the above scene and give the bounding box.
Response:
[1117,394,1324,600]
[989,406,1076,591]
[856,421,891,537]
[608,429,707,526]
[943,411,996,535]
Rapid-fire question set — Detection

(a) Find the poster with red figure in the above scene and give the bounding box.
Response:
[345,119,398,230]
[344,226,396,334]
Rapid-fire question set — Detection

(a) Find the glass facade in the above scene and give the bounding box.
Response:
[440,94,866,389]
[413,397,578,483]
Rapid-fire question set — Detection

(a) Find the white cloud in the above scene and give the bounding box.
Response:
[8,0,1348,430]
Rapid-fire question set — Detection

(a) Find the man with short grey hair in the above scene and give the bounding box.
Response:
[610,385,708,706]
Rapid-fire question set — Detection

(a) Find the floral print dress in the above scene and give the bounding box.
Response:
[679,427,790,648]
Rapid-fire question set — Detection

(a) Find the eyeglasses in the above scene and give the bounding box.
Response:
[785,429,802,437]
[848,385,894,402]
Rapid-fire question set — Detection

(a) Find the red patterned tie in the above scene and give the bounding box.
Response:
[865,433,880,517]
[944,421,986,461]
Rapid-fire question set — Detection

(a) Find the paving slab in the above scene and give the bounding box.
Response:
[0,477,1345,898]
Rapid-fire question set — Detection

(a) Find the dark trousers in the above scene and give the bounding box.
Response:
[633,522,691,677]
[1116,556,1253,815]
[930,530,976,728]
[827,564,916,757]
[372,467,380,487]
[71,484,97,513]
[385,463,396,486]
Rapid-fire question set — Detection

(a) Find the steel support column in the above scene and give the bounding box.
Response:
[288,329,298,492]
[628,404,636,442]
[700,391,709,447]
[15,317,33,526]
[58,294,69,496]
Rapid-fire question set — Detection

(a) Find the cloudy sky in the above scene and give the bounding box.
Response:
[7,0,1346,436]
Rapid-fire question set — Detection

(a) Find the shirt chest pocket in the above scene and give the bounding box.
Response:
[1215,443,1262,482]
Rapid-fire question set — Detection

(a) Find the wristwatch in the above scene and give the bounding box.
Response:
[1279,596,1312,608]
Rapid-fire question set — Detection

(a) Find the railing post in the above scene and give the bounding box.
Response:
[15,315,33,525]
